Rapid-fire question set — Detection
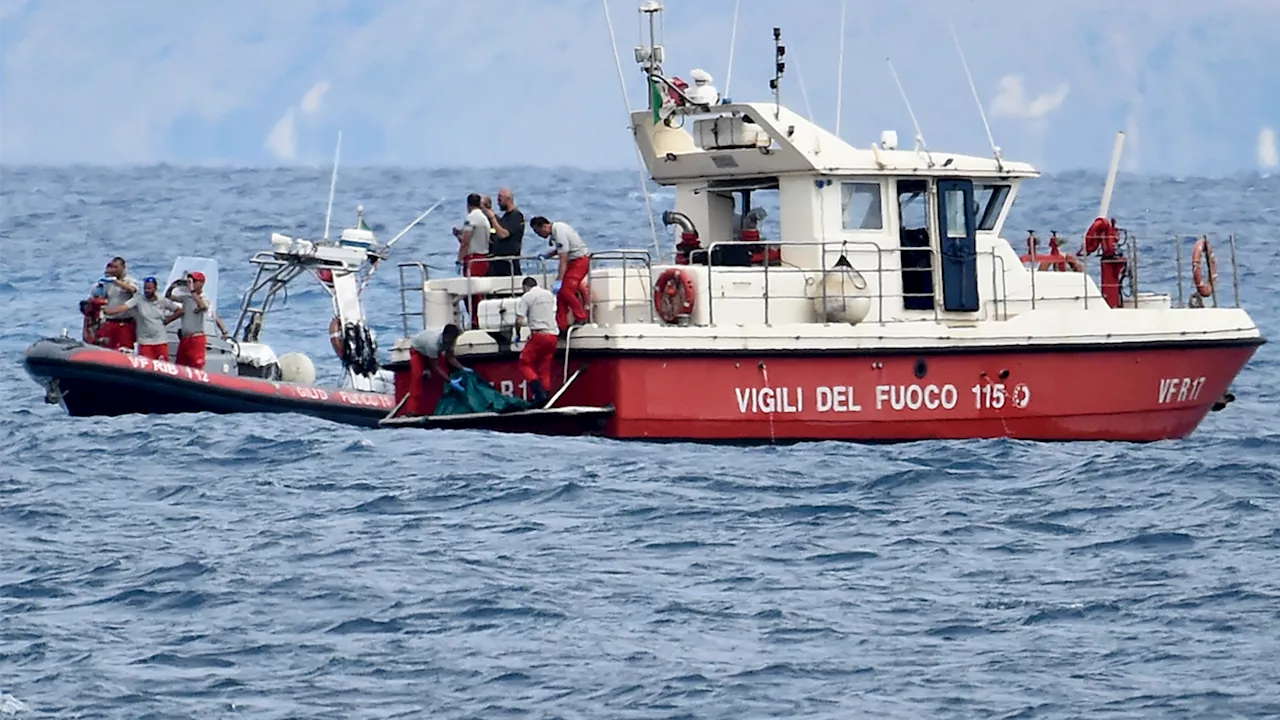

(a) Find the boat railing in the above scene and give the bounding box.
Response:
[395,262,430,337]
[1021,237,1098,312]
[1020,228,1244,311]
[232,255,313,343]
[1172,232,1243,309]
[584,250,656,325]
[459,253,560,297]
[396,254,560,335]
[698,239,1021,325]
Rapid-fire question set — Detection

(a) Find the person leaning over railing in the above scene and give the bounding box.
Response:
[529,216,590,331]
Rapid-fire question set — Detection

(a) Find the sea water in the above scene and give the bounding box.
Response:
[1,166,1279,718]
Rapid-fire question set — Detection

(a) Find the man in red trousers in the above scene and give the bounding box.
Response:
[96,256,139,350]
[102,276,178,360]
[513,276,558,406]
[529,216,590,331]
[165,270,229,369]
[454,193,491,328]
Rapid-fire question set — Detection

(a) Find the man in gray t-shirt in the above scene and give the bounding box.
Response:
[529,216,591,330]
[96,256,140,350]
[165,270,229,370]
[103,276,178,361]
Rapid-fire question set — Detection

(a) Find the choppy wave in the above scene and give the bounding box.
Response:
[1,166,1279,718]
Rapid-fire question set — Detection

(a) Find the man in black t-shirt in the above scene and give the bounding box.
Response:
[483,187,526,276]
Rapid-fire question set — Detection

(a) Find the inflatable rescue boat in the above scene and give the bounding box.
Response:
[22,201,442,428]
[25,335,396,428]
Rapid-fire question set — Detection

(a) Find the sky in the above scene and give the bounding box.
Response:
[2,0,1279,176]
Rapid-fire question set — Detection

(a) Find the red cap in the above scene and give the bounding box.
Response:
[188,271,206,282]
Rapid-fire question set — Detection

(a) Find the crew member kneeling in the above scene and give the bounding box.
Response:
[409,323,469,396]
[529,216,590,331]
[103,276,178,361]
[514,277,558,406]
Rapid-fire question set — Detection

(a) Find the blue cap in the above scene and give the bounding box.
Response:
[143,276,157,284]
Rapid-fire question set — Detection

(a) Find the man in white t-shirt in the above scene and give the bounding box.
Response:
[529,216,590,331]
[453,193,492,328]
[514,276,559,406]
[410,323,468,395]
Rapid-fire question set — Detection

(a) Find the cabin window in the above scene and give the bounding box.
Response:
[840,182,883,230]
[943,188,968,238]
[974,184,1010,231]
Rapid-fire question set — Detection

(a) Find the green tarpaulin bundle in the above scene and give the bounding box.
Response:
[432,370,532,416]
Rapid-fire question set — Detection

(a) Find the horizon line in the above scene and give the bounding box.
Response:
[0,161,1276,182]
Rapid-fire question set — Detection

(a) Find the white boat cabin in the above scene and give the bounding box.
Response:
[563,94,1146,332]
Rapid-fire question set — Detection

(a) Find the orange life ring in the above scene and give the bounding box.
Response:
[329,316,344,357]
[653,268,695,323]
[1192,236,1219,297]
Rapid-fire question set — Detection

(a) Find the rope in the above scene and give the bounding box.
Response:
[759,361,776,445]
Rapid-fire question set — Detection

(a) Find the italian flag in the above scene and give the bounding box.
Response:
[650,78,663,124]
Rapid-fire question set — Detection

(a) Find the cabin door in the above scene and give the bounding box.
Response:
[935,179,979,313]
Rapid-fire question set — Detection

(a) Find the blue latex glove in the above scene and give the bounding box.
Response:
[454,261,463,275]
[448,378,464,393]
[552,280,562,294]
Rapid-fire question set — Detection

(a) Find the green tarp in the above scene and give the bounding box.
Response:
[432,369,532,416]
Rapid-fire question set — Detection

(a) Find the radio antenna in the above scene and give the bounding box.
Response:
[835,0,846,136]
[322,130,342,242]
[948,22,1003,172]
[723,0,740,98]
[885,58,934,167]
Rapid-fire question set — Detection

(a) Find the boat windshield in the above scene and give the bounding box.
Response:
[163,255,221,337]
[974,183,1011,231]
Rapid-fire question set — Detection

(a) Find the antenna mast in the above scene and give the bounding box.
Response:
[770,28,786,120]
[835,0,846,136]
[611,0,662,261]
[885,58,934,168]
[323,130,342,242]
[638,0,664,110]
[948,23,1003,172]
[724,0,740,98]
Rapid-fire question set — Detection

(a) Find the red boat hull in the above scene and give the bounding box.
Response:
[25,337,395,428]
[392,339,1261,442]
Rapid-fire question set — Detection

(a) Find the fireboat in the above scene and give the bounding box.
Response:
[379,1,1264,442]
